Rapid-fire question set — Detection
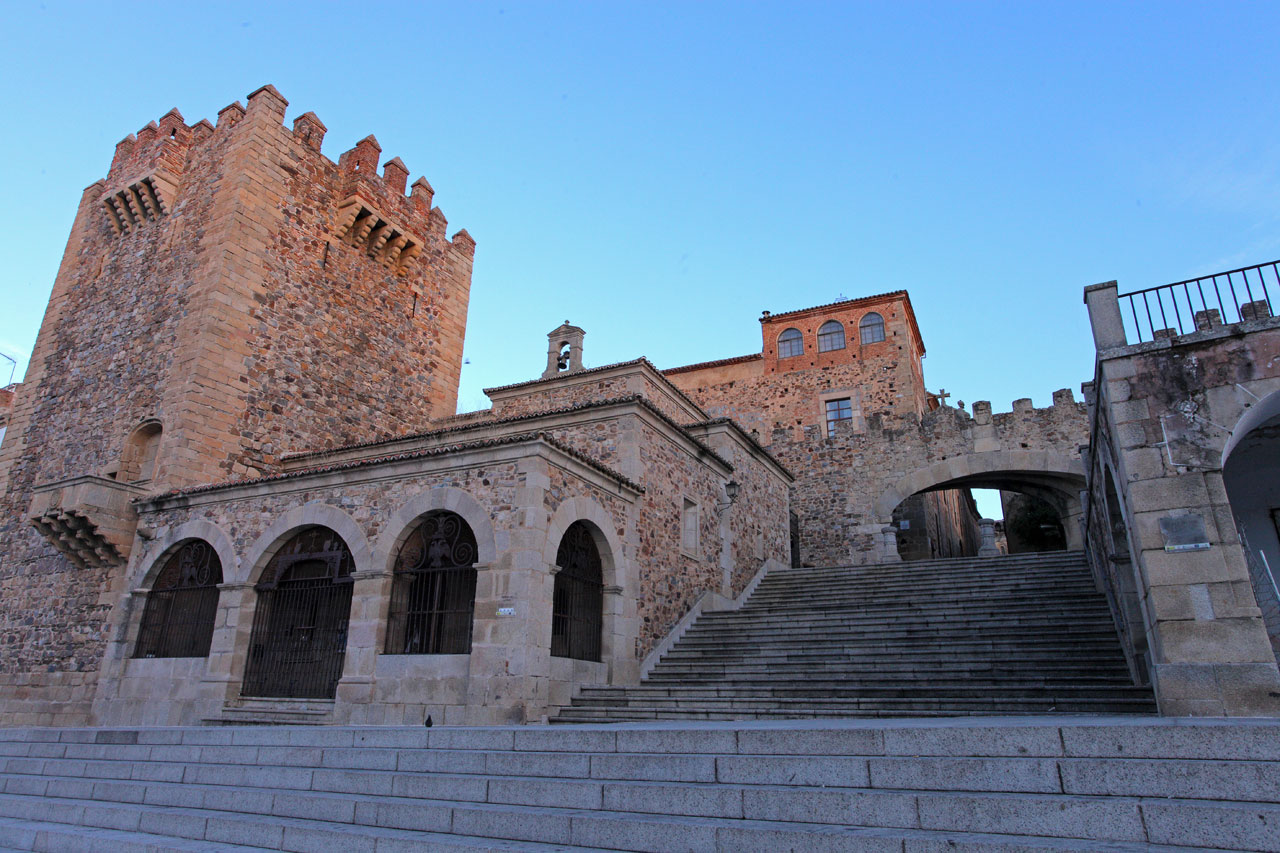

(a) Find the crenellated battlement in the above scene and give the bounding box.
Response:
[96,85,474,256]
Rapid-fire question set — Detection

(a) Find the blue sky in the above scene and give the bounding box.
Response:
[2,3,1278,482]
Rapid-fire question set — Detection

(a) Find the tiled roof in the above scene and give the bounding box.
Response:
[480,358,708,419]
[145,431,643,501]
[662,353,762,376]
[760,290,909,322]
[681,418,796,481]
[284,394,708,464]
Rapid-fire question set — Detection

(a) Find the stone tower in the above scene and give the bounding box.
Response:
[0,85,475,724]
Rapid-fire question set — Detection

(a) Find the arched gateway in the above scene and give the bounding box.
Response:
[242,526,356,699]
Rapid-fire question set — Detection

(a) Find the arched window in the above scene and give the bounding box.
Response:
[134,539,222,658]
[242,526,355,699]
[120,421,163,483]
[551,521,603,662]
[778,328,804,359]
[385,511,478,655]
[859,312,886,344]
[817,320,846,352]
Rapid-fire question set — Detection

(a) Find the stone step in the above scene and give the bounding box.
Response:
[674,623,1121,641]
[776,551,1088,572]
[3,764,1277,850]
[1,721,1278,853]
[568,695,1158,711]
[0,796,1247,853]
[576,684,1151,699]
[746,579,1099,598]
[705,601,1113,619]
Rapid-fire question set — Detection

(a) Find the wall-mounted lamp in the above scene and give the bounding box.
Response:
[717,480,740,514]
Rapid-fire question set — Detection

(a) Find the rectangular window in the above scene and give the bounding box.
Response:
[681,499,699,555]
[825,398,853,435]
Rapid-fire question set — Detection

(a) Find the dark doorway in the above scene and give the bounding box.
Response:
[242,526,355,699]
[551,521,603,662]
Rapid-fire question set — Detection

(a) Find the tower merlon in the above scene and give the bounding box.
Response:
[428,206,448,238]
[382,157,409,194]
[191,119,215,143]
[292,112,327,152]
[451,228,476,256]
[339,135,382,174]
[217,101,246,129]
[110,134,137,173]
[410,177,434,213]
[136,121,160,145]
[246,84,289,122]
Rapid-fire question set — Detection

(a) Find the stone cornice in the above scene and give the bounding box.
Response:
[138,433,643,510]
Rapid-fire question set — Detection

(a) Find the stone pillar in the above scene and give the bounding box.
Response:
[334,570,392,718]
[207,581,255,705]
[978,518,999,556]
[466,458,553,723]
[880,526,902,563]
[1084,280,1128,350]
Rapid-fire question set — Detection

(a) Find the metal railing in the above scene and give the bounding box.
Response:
[1119,260,1278,344]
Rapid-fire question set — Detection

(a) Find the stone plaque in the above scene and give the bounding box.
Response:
[1159,514,1211,552]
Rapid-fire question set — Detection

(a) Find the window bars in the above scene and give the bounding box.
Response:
[551,521,604,662]
[385,511,479,655]
[134,539,222,659]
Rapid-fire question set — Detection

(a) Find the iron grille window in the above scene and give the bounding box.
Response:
[134,539,222,659]
[817,320,846,352]
[777,327,803,358]
[242,526,355,700]
[826,397,853,435]
[385,511,478,655]
[859,312,886,344]
[551,521,603,662]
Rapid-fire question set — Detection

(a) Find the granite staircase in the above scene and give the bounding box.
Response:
[0,719,1277,852]
[557,551,1156,722]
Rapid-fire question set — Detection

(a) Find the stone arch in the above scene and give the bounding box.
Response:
[874,450,1087,521]
[875,450,1088,557]
[241,502,372,586]
[134,519,237,590]
[120,418,164,483]
[542,497,631,672]
[1221,388,1280,659]
[1222,386,1280,467]
[373,486,498,574]
[543,497,625,592]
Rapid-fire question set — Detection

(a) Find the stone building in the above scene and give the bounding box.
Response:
[663,292,1092,566]
[1081,275,1280,715]
[0,85,1277,726]
[0,87,788,727]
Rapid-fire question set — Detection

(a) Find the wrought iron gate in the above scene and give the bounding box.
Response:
[241,527,354,700]
[385,511,478,655]
[551,521,603,662]
[134,539,222,659]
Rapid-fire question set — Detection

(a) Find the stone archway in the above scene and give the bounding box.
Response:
[1222,390,1280,660]
[874,450,1087,562]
